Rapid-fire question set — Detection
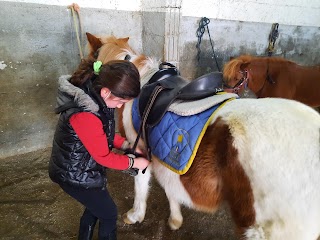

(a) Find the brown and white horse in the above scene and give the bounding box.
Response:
[223,55,320,107]
[86,33,320,240]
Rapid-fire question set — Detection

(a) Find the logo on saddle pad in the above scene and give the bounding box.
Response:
[131,98,231,174]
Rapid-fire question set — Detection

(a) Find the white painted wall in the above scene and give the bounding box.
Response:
[1,0,318,27]
[181,0,320,27]
[0,0,141,10]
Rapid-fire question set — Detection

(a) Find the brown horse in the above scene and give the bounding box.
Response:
[85,33,320,239]
[223,55,320,107]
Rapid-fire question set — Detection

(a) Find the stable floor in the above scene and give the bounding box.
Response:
[0,148,237,240]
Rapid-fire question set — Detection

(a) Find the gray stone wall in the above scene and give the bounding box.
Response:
[0,1,319,158]
[0,2,144,158]
[179,17,320,79]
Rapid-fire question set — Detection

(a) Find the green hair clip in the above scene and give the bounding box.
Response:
[93,61,103,75]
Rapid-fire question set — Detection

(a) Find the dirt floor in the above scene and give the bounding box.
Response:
[0,148,238,240]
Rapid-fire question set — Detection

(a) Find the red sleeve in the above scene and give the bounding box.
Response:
[69,112,129,170]
[114,133,126,149]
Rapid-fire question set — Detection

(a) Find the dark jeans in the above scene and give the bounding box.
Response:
[61,184,117,238]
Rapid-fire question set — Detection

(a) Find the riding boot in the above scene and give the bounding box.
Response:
[78,220,97,240]
[98,228,117,240]
[78,210,98,240]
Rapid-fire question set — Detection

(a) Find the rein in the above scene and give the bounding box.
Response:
[223,70,248,94]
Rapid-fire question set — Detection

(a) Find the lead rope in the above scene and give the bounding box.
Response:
[68,3,84,60]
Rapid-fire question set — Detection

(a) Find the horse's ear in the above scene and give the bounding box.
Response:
[86,32,103,53]
[119,37,129,43]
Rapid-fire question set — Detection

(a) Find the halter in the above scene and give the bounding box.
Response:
[223,70,248,94]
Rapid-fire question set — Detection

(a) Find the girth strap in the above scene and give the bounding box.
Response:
[132,85,165,162]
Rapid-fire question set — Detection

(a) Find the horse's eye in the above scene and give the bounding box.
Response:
[125,54,131,61]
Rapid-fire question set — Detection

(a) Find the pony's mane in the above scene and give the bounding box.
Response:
[96,35,159,77]
[223,57,247,83]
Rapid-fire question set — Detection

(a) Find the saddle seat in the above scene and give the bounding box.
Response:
[139,70,224,127]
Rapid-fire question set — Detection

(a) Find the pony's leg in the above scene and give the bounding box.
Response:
[242,226,266,240]
[166,193,183,230]
[153,159,192,230]
[123,164,152,224]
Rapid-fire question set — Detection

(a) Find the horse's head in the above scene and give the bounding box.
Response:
[223,55,275,95]
[86,32,134,62]
[85,33,158,139]
[223,56,251,94]
[86,32,156,77]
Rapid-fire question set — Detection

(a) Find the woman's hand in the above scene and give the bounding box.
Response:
[133,157,150,170]
[134,146,145,155]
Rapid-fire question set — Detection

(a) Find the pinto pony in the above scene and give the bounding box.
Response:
[223,55,320,107]
[86,33,320,240]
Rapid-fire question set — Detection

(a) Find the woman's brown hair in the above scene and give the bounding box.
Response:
[70,58,140,99]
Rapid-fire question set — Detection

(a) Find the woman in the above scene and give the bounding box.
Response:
[49,59,149,240]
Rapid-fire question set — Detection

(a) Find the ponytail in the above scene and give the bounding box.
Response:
[69,58,95,87]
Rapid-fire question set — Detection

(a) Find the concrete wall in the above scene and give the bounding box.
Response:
[0,0,319,158]
[0,1,144,158]
[178,19,320,78]
[181,0,320,27]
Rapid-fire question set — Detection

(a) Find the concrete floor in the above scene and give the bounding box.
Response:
[0,148,238,240]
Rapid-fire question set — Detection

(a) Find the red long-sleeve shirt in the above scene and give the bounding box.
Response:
[69,112,130,170]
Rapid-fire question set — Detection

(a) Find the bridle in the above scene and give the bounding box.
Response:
[223,70,249,94]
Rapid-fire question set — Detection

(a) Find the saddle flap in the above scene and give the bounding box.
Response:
[177,72,224,100]
[139,75,190,127]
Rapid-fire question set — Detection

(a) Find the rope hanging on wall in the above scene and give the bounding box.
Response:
[68,3,84,60]
[267,23,279,57]
[196,17,221,72]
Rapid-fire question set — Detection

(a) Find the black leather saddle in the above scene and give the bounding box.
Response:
[138,67,224,127]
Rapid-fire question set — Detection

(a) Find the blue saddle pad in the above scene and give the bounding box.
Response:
[131,98,232,174]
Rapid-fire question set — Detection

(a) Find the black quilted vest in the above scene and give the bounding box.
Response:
[49,106,107,189]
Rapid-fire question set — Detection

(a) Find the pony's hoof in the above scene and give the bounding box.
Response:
[122,209,144,224]
[168,216,182,230]
[123,212,135,225]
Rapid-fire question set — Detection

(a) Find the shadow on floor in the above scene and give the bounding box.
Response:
[0,148,237,240]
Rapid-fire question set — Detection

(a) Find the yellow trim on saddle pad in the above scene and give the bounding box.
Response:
[159,97,236,175]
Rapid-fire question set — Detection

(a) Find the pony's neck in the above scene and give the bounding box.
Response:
[141,68,159,87]
[131,55,159,85]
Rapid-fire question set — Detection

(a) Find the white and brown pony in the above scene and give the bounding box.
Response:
[86,33,320,240]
